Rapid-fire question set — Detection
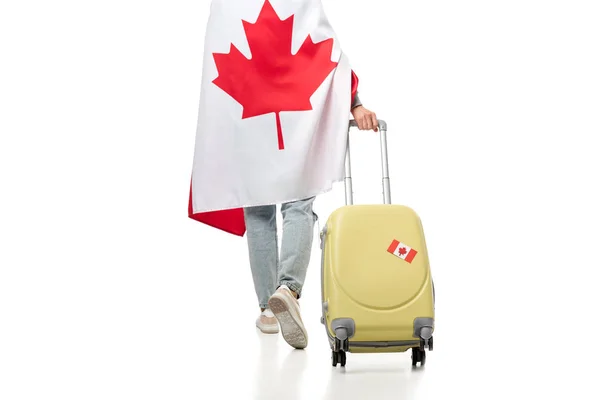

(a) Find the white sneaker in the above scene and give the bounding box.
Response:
[256,308,279,334]
[268,285,308,349]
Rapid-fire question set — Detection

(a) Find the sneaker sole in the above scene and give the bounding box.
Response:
[268,294,308,349]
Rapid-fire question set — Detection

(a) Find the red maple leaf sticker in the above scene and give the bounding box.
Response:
[398,247,407,256]
[211,0,338,150]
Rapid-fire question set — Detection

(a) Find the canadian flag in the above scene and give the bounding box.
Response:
[387,239,418,263]
[187,0,360,236]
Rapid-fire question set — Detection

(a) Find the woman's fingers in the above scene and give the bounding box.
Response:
[362,113,378,131]
[371,113,378,131]
[353,108,379,131]
[364,115,372,130]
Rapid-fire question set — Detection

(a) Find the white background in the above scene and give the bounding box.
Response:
[1,1,599,399]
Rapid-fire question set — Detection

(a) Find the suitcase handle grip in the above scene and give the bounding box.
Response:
[344,119,391,205]
[348,119,388,131]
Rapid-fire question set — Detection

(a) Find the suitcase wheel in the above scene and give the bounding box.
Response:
[332,350,346,367]
[411,347,426,367]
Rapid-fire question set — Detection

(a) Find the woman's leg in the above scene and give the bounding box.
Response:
[278,196,317,297]
[243,204,279,310]
[267,196,317,349]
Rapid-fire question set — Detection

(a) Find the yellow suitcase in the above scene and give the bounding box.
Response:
[320,120,435,368]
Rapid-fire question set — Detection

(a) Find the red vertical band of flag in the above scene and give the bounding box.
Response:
[404,248,418,263]
[387,239,400,254]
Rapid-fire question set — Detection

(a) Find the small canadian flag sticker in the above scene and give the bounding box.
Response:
[387,239,418,263]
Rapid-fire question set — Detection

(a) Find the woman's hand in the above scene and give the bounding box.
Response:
[351,105,378,132]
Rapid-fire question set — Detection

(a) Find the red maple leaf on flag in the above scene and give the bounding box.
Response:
[211,0,339,150]
[399,247,407,256]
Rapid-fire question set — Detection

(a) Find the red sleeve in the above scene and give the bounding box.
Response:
[351,70,359,103]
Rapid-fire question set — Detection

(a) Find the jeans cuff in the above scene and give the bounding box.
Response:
[280,282,302,299]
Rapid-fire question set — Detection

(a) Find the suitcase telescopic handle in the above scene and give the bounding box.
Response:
[345,119,391,206]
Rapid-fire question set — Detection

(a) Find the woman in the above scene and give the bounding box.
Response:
[188,0,378,349]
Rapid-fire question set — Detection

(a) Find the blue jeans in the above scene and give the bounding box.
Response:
[244,197,318,309]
